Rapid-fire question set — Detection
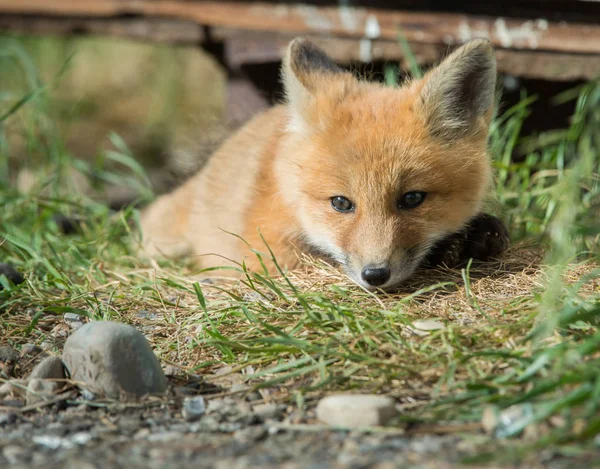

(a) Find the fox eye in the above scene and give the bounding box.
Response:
[331,196,354,213]
[398,191,426,209]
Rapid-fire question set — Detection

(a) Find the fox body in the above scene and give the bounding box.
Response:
[140,38,501,290]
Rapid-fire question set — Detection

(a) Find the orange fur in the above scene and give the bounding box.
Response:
[140,38,497,290]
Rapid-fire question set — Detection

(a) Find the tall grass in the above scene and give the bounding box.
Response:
[0,38,598,462]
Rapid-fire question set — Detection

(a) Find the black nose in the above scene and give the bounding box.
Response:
[361,267,391,287]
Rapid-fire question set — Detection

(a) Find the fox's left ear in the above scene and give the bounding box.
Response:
[419,39,497,139]
[282,38,355,129]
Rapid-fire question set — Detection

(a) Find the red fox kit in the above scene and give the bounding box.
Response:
[140,38,508,290]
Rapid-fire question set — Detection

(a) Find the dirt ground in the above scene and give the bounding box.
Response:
[1,248,599,468]
[2,376,598,469]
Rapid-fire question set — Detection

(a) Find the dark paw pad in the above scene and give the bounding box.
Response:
[463,214,510,261]
[424,233,468,268]
[424,214,510,268]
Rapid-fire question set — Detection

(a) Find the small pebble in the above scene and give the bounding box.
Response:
[40,341,55,352]
[253,402,283,421]
[246,391,262,402]
[410,435,443,453]
[231,383,250,393]
[182,396,206,421]
[2,445,25,464]
[164,365,182,377]
[81,389,96,401]
[0,346,19,377]
[70,432,93,445]
[20,344,43,357]
[32,435,66,450]
[214,365,233,376]
[29,356,65,381]
[63,312,83,322]
[495,404,535,438]
[134,428,151,440]
[234,425,267,443]
[0,412,17,425]
[316,394,398,428]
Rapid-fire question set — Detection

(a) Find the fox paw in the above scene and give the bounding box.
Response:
[424,214,510,268]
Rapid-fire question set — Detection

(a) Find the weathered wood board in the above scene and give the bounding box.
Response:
[0,1,598,80]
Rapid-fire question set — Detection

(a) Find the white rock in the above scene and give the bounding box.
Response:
[70,432,93,445]
[412,320,445,331]
[316,394,398,428]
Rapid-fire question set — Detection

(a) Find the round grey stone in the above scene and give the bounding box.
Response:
[62,321,167,401]
[316,394,398,428]
[29,356,65,381]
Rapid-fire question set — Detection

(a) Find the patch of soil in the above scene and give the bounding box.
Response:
[1,386,598,469]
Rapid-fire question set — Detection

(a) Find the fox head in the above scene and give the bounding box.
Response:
[275,38,497,290]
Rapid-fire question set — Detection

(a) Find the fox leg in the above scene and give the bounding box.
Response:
[424,214,510,268]
[138,185,194,259]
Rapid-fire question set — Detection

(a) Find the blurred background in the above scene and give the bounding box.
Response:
[0,0,599,209]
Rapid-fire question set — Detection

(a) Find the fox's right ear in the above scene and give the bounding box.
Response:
[282,38,354,131]
[419,39,497,139]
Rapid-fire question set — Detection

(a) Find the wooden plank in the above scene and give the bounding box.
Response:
[0,15,598,81]
[1,1,599,55]
[0,16,204,44]
[218,29,600,81]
